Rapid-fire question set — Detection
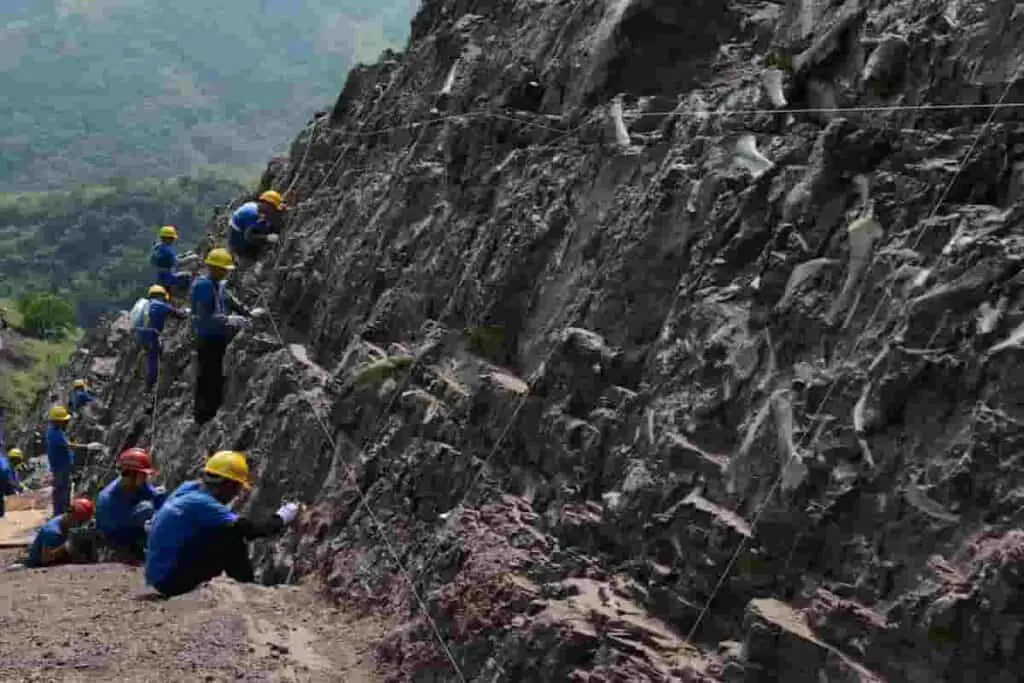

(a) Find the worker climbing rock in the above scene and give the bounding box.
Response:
[190,248,247,424]
[25,498,97,568]
[0,449,23,518]
[145,451,299,597]
[228,190,287,262]
[134,285,187,391]
[151,225,194,296]
[96,448,167,563]
[68,379,97,417]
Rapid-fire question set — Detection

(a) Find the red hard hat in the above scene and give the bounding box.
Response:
[117,448,157,475]
[69,498,94,522]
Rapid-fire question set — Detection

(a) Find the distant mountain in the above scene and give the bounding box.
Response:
[0,0,418,190]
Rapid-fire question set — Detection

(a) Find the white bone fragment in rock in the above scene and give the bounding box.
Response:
[771,390,807,493]
[826,216,885,326]
[440,62,458,96]
[986,319,1024,357]
[762,68,787,108]
[733,134,774,178]
[852,381,876,468]
[976,300,1003,335]
[610,98,631,148]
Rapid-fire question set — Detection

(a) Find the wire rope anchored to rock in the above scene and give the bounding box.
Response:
[252,291,469,682]
[681,66,1024,646]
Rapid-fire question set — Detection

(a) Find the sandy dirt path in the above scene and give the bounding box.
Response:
[0,551,386,682]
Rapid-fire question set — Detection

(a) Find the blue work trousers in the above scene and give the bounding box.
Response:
[52,469,71,515]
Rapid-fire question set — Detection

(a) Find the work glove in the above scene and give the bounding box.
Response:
[250,307,267,318]
[86,442,106,452]
[275,502,300,525]
[227,314,247,327]
[153,486,167,496]
[266,234,280,244]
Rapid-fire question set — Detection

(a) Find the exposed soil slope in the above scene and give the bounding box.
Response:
[0,554,385,683]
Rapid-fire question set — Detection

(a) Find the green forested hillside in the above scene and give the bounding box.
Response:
[0,0,418,190]
[0,173,245,325]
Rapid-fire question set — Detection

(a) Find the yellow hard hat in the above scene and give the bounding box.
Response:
[48,405,71,422]
[159,225,179,240]
[148,284,169,298]
[258,190,284,210]
[7,448,23,462]
[72,379,87,389]
[203,451,251,489]
[204,247,235,271]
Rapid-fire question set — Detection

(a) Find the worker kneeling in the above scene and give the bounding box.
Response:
[26,498,97,568]
[228,190,286,261]
[145,451,299,597]
[96,448,167,563]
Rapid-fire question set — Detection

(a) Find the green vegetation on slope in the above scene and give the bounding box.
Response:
[0,173,247,326]
[0,299,81,427]
[0,0,419,190]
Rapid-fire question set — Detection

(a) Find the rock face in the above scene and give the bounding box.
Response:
[19,0,1024,680]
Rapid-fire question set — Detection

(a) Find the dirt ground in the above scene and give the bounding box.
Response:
[0,549,387,682]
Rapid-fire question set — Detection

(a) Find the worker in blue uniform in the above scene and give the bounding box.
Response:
[227,190,286,261]
[96,448,167,563]
[25,498,96,568]
[134,285,187,390]
[145,451,299,597]
[150,225,194,296]
[190,249,247,424]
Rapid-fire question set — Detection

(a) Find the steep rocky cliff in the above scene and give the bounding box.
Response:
[20,0,1024,680]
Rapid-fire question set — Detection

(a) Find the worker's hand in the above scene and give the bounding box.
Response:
[227,314,247,328]
[250,307,267,318]
[266,234,280,244]
[86,442,106,452]
[153,486,167,496]
[275,502,300,525]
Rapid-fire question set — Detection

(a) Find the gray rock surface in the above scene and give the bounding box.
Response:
[16,0,1024,680]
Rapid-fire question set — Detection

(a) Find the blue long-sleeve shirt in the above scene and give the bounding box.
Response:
[145,481,237,588]
[0,455,19,496]
[151,242,184,289]
[136,298,179,343]
[96,478,168,545]
[229,202,279,252]
[45,424,72,473]
[151,242,177,271]
[26,516,66,568]
[190,275,229,340]
[68,389,96,412]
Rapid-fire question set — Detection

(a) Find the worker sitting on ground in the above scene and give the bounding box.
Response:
[145,451,299,597]
[0,449,23,518]
[134,285,187,391]
[68,379,97,417]
[190,248,247,424]
[25,498,97,568]
[151,225,195,296]
[96,448,167,563]
[227,190,286,261]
